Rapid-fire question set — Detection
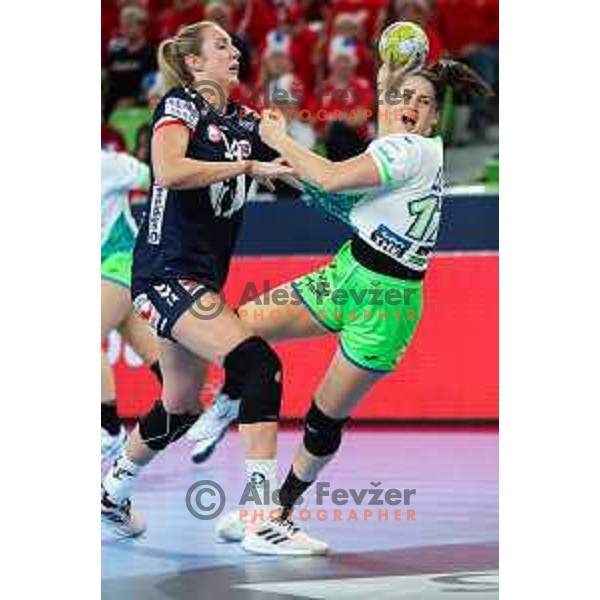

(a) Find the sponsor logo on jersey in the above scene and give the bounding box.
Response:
[370,224,411,259]
[207,124,223,143]
[237,139,252,158]
[153,283,180,308]
[147,186,168,245]
[164,97,200,130]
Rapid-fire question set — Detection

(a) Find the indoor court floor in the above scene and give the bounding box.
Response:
[102,428,499,599]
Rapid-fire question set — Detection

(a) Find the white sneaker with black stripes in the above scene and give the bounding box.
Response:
[101,486,146,538]
[242,517,329,556]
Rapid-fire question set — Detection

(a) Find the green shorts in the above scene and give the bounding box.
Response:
[101,251,133,289]
[291,240,423,372]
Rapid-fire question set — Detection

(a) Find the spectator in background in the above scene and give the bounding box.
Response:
[101,119,128,152]
[204,0,232,30]
[236,0,279,54]
[263,1,322,92]
[268,73,316,150]
[133,72,164,164]
[156,0,204,39]
[310,36,375,160]
[435,0,499,140]
[231,30,295,113]
[205,0,253,82]
[105,5,157,114]
[299,0,327,22]
[264,71,316,199]
[102,0,163,63]
[329,12,375,81]
[324,0,388,53]
[258,31,297,104]
[102,0,120,65]
[383,0,443,64]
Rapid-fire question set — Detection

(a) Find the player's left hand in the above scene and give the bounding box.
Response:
[259,110,287,148]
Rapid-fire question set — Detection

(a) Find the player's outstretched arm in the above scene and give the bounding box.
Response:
[152,123,293,190]
[258,110,381,193]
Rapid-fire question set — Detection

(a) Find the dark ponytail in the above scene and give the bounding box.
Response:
[418,60,494,105]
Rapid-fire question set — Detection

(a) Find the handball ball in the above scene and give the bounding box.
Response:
[378,21,429,69]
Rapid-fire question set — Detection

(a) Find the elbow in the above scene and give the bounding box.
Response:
[153,157,188,188]
[154,169,180,189]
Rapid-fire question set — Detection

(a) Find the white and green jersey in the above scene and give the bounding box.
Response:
[303,134,444,272]
[101,150,149,260]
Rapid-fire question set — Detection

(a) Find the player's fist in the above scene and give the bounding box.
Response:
[248,160,294,178]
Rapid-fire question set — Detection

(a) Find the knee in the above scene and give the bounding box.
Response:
[224,336,282,424]
[303,401,349,457]
[234,304,260,334]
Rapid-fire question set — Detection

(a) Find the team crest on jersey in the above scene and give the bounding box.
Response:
[237,140,252,158]
[207,124,223,143]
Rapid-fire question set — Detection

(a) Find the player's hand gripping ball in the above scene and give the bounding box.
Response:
[378,21,429,70]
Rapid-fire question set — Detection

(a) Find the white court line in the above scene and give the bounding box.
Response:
[235,570,499,599]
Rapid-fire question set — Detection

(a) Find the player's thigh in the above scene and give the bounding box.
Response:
[159,337,208,413]
[101,351,116,402]
[133,280,252,363]
[171,291,255,364]
[314,348,385,419]
[101,279,132,337]
[238,283,329,342]
[118,311,159,366]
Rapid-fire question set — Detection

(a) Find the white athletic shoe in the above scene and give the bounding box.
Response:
[187,393,239,464]
[215,510,248,542]
[101,426,127,460]
[101,486,146,538]
[242,517,329,556]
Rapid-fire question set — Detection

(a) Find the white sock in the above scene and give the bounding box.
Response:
[103,453,143,505]
[245,459,279,519]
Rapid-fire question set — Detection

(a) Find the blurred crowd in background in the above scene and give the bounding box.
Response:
[101,0,498,180]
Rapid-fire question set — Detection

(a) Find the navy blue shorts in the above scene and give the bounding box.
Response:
[132,279,221,341]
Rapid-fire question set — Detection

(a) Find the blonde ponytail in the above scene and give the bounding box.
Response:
[156,21,218,95]
[158,39,187,92]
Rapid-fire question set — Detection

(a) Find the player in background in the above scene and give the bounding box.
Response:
[194,60,492,555]
[101,149,163,459]
[100,21,298,539]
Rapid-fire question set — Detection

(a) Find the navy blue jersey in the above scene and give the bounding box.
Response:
[132,86,274,295]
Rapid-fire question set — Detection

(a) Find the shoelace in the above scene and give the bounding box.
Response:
[276,518,300,536]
